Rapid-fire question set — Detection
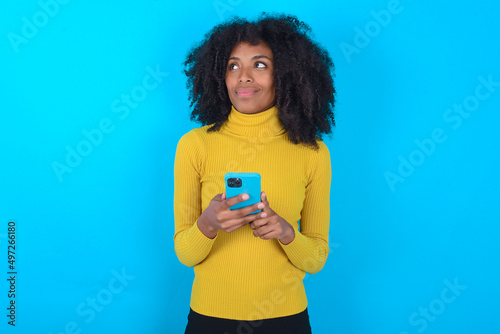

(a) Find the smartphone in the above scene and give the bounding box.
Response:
[224,172,261,214]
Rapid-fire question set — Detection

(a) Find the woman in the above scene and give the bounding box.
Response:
[174,13,335,333]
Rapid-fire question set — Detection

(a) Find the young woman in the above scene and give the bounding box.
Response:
[174,13,336,333]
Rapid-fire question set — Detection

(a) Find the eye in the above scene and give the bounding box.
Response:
[255,62,267,69]
[228,63,239,70]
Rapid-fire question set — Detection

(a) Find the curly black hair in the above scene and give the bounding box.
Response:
[184,13,335,148]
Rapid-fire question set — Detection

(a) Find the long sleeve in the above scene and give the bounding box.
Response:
[173,106,333,320]
[173,130,216,267]
[280,141,331,274]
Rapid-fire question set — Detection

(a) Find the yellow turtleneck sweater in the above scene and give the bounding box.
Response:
[173,106,331,320]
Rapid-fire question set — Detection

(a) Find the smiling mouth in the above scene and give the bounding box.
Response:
[236,89,259,97]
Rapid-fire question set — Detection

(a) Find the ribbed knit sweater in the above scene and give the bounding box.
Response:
[173,105,331,320]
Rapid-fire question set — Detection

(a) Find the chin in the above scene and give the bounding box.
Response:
[234,102,269,114]
[233,104,254,114]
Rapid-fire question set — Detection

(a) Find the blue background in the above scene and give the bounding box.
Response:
[1,0,499,333]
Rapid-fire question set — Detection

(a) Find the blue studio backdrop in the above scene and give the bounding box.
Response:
[1,0,499,333]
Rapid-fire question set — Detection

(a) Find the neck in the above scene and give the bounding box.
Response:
[222,105,286,138]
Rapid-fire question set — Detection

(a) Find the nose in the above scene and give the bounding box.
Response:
[238,66,253,83]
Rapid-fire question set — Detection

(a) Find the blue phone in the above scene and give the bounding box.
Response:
[224,173,261,214]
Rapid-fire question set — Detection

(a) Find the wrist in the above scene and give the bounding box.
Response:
[279,223,295,245]
[197,216,218,239]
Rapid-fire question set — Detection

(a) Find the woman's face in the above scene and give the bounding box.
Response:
[225,41,276,114]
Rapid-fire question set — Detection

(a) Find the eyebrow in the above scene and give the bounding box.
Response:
[228,55,272,61]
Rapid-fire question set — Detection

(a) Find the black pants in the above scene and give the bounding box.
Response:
[185,308,312,334]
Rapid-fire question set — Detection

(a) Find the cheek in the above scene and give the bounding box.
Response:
[265,75,275,94]
[266,80,276,97]
[225,72,233,85]
[225,78,233,95]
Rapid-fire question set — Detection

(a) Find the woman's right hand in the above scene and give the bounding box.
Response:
[197,193,264,239]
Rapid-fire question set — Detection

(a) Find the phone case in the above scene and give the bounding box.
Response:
[224,173,261,214]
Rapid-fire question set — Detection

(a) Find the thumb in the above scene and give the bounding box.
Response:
[261,191,272,212]
[213,193,225,201]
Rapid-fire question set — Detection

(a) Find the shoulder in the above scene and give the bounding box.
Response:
[175,125,215,170]
[175,127,206,160]
[305,139,331,179]
[316,140,331,162]
[303,139,331,161]
[177,125,212,147]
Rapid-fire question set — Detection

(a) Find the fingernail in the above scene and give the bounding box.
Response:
[261,213,267,218]
[242,194,249,200]
[258,204,264,209]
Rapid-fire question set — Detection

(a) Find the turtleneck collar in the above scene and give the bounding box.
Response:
[222,105,286,138]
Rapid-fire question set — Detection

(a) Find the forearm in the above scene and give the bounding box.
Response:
[280,225,329,274]
[174,131,214,267]
[280,140,331,274]
[174,219,217,267]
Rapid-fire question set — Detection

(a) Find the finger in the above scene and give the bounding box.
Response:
[221,218,251,232]
[249,214,269,229]
[225,193,250,208]
[223,213,258,231]
[260,191,272,213]
[253,225,277,239]
[258,230,280,240]
[226,203,264,224]
[229,202,265,220]
[221,192,226,200]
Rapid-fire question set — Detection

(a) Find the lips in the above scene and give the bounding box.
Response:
[236,88,259,97]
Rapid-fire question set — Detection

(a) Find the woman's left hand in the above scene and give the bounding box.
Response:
[249,192,295,245]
